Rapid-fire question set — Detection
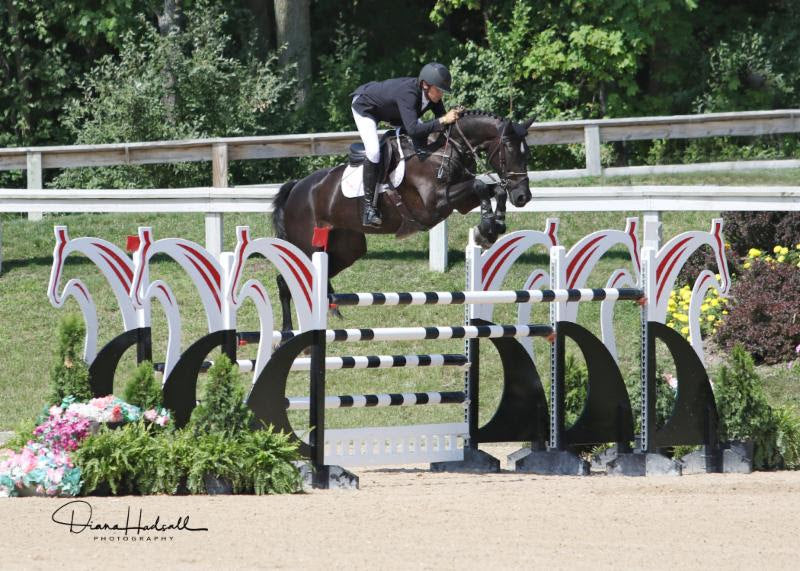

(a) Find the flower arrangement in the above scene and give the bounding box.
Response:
[51,395,171,427]
[666,279,729,341]
[742,244,800,269]
[33,409,92,453]
[0,443,82,497]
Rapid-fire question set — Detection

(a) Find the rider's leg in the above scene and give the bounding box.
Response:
[352,102,382,227]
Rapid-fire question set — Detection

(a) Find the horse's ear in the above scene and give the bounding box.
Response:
[513,116,535,138]
[521,116,536,130]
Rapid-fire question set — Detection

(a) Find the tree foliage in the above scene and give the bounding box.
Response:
[3,0,800,183]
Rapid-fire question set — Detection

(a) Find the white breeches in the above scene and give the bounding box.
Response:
[352,96,381,164]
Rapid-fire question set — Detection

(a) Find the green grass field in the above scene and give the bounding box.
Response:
[1,173,797,432]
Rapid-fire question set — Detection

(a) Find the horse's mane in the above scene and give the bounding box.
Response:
[459,109,509,123]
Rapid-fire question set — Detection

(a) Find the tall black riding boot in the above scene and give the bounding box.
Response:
[361,160,382,228]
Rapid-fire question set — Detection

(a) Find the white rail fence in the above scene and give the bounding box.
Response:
[1,109,800,273]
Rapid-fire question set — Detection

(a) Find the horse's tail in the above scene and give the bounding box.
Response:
[271,180,297,239]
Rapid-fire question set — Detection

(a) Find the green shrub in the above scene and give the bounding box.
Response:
[189,355,252,437]
[563,354,588,427]
[50,315,93,404]
[713,346,781,469]
[241,426,302,495]
[186,428,302,495]
[774,406,800,470]
[74,421,158,495]
[123,361,163,411]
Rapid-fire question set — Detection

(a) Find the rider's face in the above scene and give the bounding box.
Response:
[426,85,443,103]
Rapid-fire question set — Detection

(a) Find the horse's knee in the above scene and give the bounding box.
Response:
[473,179,494,200]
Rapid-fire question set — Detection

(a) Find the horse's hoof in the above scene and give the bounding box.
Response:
[474,227,496,248]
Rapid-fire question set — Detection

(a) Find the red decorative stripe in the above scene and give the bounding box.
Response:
[697,274,711,290]
[157,284,173,305]
[98,253,130,291]
[656,246,687,304]
[92,242,133,282]
[712,222,730,286]
[251,283,267,303]
[75,282,89,301]
[569,245,601,288]
[279,254,312,311]
[185,256,222,310]
[231,230,250,305]
[547,223,558,246]
[526,272,545,289]
[481,236,523,284]
[611,272,626,287]
[566,234,605,282]
[51,229,68,300]
[656,236,692,281]
[177,243,221,288]
[274,244,313,292]
[628,221,641,271]
[133,234,152,304]
[483,247,516,291]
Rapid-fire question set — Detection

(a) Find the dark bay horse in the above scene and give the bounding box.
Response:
[272,110,534,331]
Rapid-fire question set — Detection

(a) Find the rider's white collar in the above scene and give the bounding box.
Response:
[421,91,429,110]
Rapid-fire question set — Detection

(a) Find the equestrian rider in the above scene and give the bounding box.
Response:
[350,62,462,228]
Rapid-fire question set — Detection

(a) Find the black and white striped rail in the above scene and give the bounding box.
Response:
[285,391,466,410]
[154,353,470,374]
[238,323,554,346]
[329,288,644,306]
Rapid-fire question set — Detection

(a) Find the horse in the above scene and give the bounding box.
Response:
[271,110,535,332]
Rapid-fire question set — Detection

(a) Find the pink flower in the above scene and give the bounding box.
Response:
[143,409,157,422]
[156,415,169,427]
[18,448,37,474]
[46,467,64,485]
[110,405,123,422]
[49,405,62,417]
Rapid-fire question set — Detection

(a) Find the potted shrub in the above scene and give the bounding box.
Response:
[187,355,252,494]
[49,315,93,405]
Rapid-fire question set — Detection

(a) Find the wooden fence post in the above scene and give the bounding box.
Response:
[27,152,43,221]
[207,143,227,258]
[584,126,602,176]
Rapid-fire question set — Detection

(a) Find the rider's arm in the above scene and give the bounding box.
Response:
[398,91,444,140]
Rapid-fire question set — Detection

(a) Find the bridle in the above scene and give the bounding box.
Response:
[446,118,529,194]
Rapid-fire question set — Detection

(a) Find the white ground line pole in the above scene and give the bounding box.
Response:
[27,152,43,222]
[429,220,448,272]
[206,143,227,259]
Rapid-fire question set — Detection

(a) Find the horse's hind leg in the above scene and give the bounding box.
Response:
[276,274,295,333]
[324,230,367,323]
[328,281,344,320]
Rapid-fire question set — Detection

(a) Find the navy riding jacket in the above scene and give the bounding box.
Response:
[351,77,446,142]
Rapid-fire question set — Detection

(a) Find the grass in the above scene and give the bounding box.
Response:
[0,172,797,432]
[530,168,800,187]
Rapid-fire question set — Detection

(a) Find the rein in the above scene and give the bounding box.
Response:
[448,118,528,192]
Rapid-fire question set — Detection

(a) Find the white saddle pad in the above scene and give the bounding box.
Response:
[340,132,406,198]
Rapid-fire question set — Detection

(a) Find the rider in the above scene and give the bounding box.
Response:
[350,62,462,228]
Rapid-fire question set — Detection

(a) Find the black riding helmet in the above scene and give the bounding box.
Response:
[418,62,452,93]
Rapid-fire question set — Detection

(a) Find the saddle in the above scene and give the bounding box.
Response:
[340,130,406,199]
[347,130,401,184]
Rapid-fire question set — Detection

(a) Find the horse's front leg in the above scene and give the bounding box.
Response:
[492,186,507,235]
[473,179,501,247]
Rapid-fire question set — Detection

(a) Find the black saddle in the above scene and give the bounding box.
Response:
[348,130,400,167]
